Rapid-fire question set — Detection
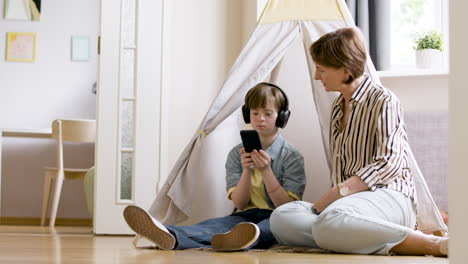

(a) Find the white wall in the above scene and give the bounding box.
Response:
[161,0,244,179]
[381,75,448,112]
[449,1,467,262]
[0,0,98,129]
[0,0,99,219]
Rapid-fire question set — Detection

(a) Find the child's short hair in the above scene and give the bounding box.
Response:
[244,82,286,112]
[310,27,367,84]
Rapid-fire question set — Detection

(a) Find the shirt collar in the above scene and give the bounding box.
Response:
[265,133,284,161]
[332,74,372,109]
[350,74,372,104]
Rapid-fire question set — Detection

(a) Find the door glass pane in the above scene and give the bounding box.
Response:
[121,100,134,148]
[121,49,135,98]
[119,0,137,203]
[122,0,136,48]
[120,151,133,200]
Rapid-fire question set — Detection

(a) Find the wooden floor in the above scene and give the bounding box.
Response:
[0,225,448,264]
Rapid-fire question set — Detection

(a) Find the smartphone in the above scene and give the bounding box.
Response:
[240,130,263,153]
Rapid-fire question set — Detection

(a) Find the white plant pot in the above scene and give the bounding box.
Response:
[415,49,442,69]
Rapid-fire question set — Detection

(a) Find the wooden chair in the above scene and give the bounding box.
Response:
[40,119,96,227]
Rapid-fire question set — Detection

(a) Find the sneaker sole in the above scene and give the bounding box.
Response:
[123,205,175,250]
[211,222,259,252]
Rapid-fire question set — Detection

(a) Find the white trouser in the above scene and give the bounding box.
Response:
[270,188,416,255]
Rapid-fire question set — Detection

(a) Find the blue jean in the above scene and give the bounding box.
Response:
[166,208,277,250]
[270,189,416,255]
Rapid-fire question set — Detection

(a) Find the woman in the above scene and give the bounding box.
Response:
[269,27,448,257]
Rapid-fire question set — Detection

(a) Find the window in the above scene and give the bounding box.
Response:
[388,0,448,72]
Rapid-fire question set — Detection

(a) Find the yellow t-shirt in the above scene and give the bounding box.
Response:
[227,168,300,212]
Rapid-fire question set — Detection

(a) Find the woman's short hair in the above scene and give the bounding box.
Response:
[245,83,286,112]
[310,27,367,84]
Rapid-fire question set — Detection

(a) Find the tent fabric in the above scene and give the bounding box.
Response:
[149,0,448,235]
[258,0,351,24]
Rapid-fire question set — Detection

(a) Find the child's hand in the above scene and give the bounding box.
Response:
[251,149,271,170]
[240,148,254,170]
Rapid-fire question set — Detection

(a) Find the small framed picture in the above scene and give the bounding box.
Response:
[6,32,37,62]
[4,0,41,21]
[71,36,90,61]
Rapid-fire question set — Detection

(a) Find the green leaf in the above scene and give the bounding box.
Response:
[413,30,444,51]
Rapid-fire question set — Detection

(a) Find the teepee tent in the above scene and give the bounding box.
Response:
[149,0,447,234]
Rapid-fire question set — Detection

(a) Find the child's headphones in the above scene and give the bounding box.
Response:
[242,82,291,128]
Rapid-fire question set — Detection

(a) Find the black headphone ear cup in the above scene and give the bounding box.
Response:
[242,105,250,124]
[275,109,291,128]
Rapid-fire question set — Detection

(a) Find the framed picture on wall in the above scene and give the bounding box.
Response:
[6,32,37,62]
[4,0,41,21]
[71,36,90,61]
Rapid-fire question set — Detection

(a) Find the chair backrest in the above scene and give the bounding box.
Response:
[52,119,96,143]
[52,119,96,171]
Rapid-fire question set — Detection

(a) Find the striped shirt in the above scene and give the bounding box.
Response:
[330,76,415,201]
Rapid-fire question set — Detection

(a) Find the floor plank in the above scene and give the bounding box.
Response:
[0,225,448,264]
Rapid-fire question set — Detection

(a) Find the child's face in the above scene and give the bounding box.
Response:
[250,101,279,137]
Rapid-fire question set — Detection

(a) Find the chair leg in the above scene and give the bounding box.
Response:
[49,171,65,227]
[40,173,53,226]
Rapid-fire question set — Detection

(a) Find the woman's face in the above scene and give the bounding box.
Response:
[314,63,348,92]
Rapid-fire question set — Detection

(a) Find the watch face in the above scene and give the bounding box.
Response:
[339,188,346,196]
[339,184,350,196]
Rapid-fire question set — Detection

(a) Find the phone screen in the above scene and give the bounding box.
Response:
[240,130,262,153]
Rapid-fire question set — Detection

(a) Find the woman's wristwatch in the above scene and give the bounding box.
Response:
[338,182,351,197]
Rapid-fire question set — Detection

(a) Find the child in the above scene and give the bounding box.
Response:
[123,82,306,251]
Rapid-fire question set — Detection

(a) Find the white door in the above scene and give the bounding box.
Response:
[94,0,164,234]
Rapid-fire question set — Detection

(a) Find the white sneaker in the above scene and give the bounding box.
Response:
[211,222,260,252]
[123,205,176,250]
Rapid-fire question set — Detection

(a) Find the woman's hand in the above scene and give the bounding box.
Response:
[240,148,254,170]
[251,149,271,171]
[313,186,341,213]
[313,176,369,213]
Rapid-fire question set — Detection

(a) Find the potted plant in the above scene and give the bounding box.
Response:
[413,31,443,69]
